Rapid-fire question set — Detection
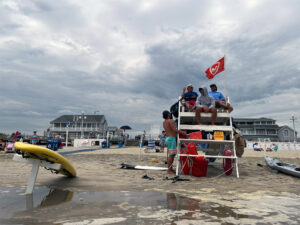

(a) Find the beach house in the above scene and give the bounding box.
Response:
[48,114,108,141]
[233,117,297,142]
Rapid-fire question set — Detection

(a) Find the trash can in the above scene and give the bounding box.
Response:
[102,141,110,148]
[118,142,123,148]
[46,139,59,151]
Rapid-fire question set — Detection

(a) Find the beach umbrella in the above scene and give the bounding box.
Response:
[120,125,132,146]
[120,125,132,131]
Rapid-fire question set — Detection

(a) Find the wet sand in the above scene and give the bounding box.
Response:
[0,147,300,224]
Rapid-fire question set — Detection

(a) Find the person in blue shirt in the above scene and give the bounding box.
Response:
[209,84,233,113]
[181,84,198,112]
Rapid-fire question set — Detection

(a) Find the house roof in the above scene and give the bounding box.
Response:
[108,126,118,131]
[233,117,276,122]
[50,115,106,124]
[279,125,298,134]
[237,124,279,129]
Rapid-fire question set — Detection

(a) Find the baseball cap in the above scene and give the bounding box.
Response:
[162,110,171,119]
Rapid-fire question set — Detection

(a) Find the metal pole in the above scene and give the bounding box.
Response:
[224,55,227,97]
[66,128,68,147]
[81,111,84,139]
[290,115,297,150]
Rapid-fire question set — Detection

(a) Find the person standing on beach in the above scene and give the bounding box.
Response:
[159,131,166,153]
[163,110,186,174]
[31,131,38,145]
[181,84,198,112]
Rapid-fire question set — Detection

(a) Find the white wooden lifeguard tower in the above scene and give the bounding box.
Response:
[175,100,239,178]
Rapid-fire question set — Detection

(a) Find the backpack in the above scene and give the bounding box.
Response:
[234,133,245,157]
[170,101,179,118]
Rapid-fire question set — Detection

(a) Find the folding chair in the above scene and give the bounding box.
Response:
[144,140,157,153]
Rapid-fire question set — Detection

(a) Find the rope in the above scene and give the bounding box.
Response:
[210,165,234,179]
[178,156,235,179]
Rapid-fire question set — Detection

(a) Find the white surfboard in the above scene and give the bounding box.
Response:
[121,163,167,171]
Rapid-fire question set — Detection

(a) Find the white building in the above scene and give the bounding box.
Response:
[48,114,108,141]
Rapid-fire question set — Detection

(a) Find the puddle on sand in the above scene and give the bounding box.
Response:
[0,187,299,225]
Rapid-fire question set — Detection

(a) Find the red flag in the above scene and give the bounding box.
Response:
[205,57,225,79]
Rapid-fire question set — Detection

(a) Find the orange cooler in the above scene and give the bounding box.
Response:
[213,131,224,140]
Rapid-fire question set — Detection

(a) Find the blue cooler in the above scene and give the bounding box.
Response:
[102,141,107,148]
[118,142,123,148]
[102,141,110,148]
[46,139,59,151]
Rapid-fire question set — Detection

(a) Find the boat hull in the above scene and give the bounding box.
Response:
[264,156,300,178]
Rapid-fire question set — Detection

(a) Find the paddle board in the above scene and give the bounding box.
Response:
[121,163,167,171]
[14,142,76,177]
[265,156,300,178]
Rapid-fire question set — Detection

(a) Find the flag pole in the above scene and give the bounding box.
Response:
[224,55,227,97]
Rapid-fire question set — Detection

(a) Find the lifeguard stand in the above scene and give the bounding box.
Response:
[175,99,239,178]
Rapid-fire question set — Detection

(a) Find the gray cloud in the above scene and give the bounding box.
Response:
[0,0,300,134]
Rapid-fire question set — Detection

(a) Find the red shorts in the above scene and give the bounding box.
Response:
[187,100,196,106]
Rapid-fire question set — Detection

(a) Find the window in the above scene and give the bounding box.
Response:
[284,130,289,137]
[239,122,245,125]
[255,121,260,125]
[267,121,273,125]
[247,122,254,125]
[87,123,91,128]
[247,129,255,134]
[267,129,276,134]
[256,129,265,135]
[54,123,60,128]
[261,121,266,125]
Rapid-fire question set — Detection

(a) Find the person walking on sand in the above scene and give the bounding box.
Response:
[163,110,186,174]
[159,131,166,153]
[195,87,217,125]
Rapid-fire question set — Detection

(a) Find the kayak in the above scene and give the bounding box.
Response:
[264,156,300,178]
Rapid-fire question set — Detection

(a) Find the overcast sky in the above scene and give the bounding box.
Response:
[0,0,299,135]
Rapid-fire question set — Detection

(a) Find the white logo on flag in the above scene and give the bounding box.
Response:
[209,62,220,76]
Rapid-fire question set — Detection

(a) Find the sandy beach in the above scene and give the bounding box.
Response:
[1,147,300,224]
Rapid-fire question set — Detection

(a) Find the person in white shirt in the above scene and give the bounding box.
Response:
[195,87,217,125]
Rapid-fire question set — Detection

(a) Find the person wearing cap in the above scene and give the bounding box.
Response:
[195,87,217,125]
[209,84,233,113]
[181,84,198,112]
[162,110,186,174]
